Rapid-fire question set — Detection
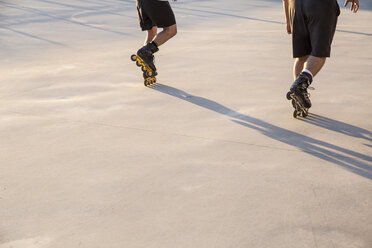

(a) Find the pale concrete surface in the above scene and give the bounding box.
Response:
[0,0,371,247]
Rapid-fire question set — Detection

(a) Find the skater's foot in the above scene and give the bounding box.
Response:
[137,41,159,73]
[290,72,313,108]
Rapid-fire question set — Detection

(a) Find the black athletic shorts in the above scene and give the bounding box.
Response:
[136,0,176,31]
[291,0,340,58]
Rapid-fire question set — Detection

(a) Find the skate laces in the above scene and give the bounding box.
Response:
[304,91,311,100]
[303,86,314,99]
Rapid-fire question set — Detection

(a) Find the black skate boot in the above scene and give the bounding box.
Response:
[137,41,159,75]
[290,72,313,109]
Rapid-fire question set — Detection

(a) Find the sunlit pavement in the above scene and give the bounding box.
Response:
[0,1,371,247]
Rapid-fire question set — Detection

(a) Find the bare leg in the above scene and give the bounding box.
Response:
[293,55,309,80]
[144,26,157,45]
[153,24,177,46]
[304,56,326,77]
[136,25,177,74]
[289,56,325,109]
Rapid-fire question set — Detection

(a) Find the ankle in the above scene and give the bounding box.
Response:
[301,69,313,84]
[147,41,159,53]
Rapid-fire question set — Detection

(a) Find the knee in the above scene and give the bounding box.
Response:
[147,28,157,41]
[149,27,157,36]
[149,30,157,38]
[172,26,177,36]
[165,25,177,37]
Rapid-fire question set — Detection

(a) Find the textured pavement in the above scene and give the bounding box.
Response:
[0,0,371,247]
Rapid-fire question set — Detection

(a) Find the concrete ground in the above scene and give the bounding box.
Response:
[0,0,371,247]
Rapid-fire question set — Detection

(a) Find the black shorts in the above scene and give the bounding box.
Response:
[136,0,176,31]
[291,0,340,58]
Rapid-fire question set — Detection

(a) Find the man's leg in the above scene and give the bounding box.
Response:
[290,55,326,108]
[145,26,157,45]
[136,24,177,71]
[293,55,309,80]
[294,55,326,80]
[288,0,337,110]
[290,55,313,109]
[143,24,177,47]
[303,56,326,77]
[137,26,160,72]
[153,24,177,46]
[136,0,177,72]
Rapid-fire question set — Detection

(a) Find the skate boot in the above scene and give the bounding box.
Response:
[136,41,159,75]
[286,71,313,118]
[290,72,312,108]
[131,41,159,86]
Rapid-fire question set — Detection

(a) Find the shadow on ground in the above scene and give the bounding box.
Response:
[151,83,372,180]
[300,114,372,144]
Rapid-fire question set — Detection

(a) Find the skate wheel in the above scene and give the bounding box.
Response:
[293,110,298,118]
[131,54,136,61]
[302,110,308,118]
[146,77,155,85]
[291,100,296,108]
[141,66,146,72]
[136,61,141,67]
[144,80,148,86]
[145,71,152,77]
[286,92,292,100]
